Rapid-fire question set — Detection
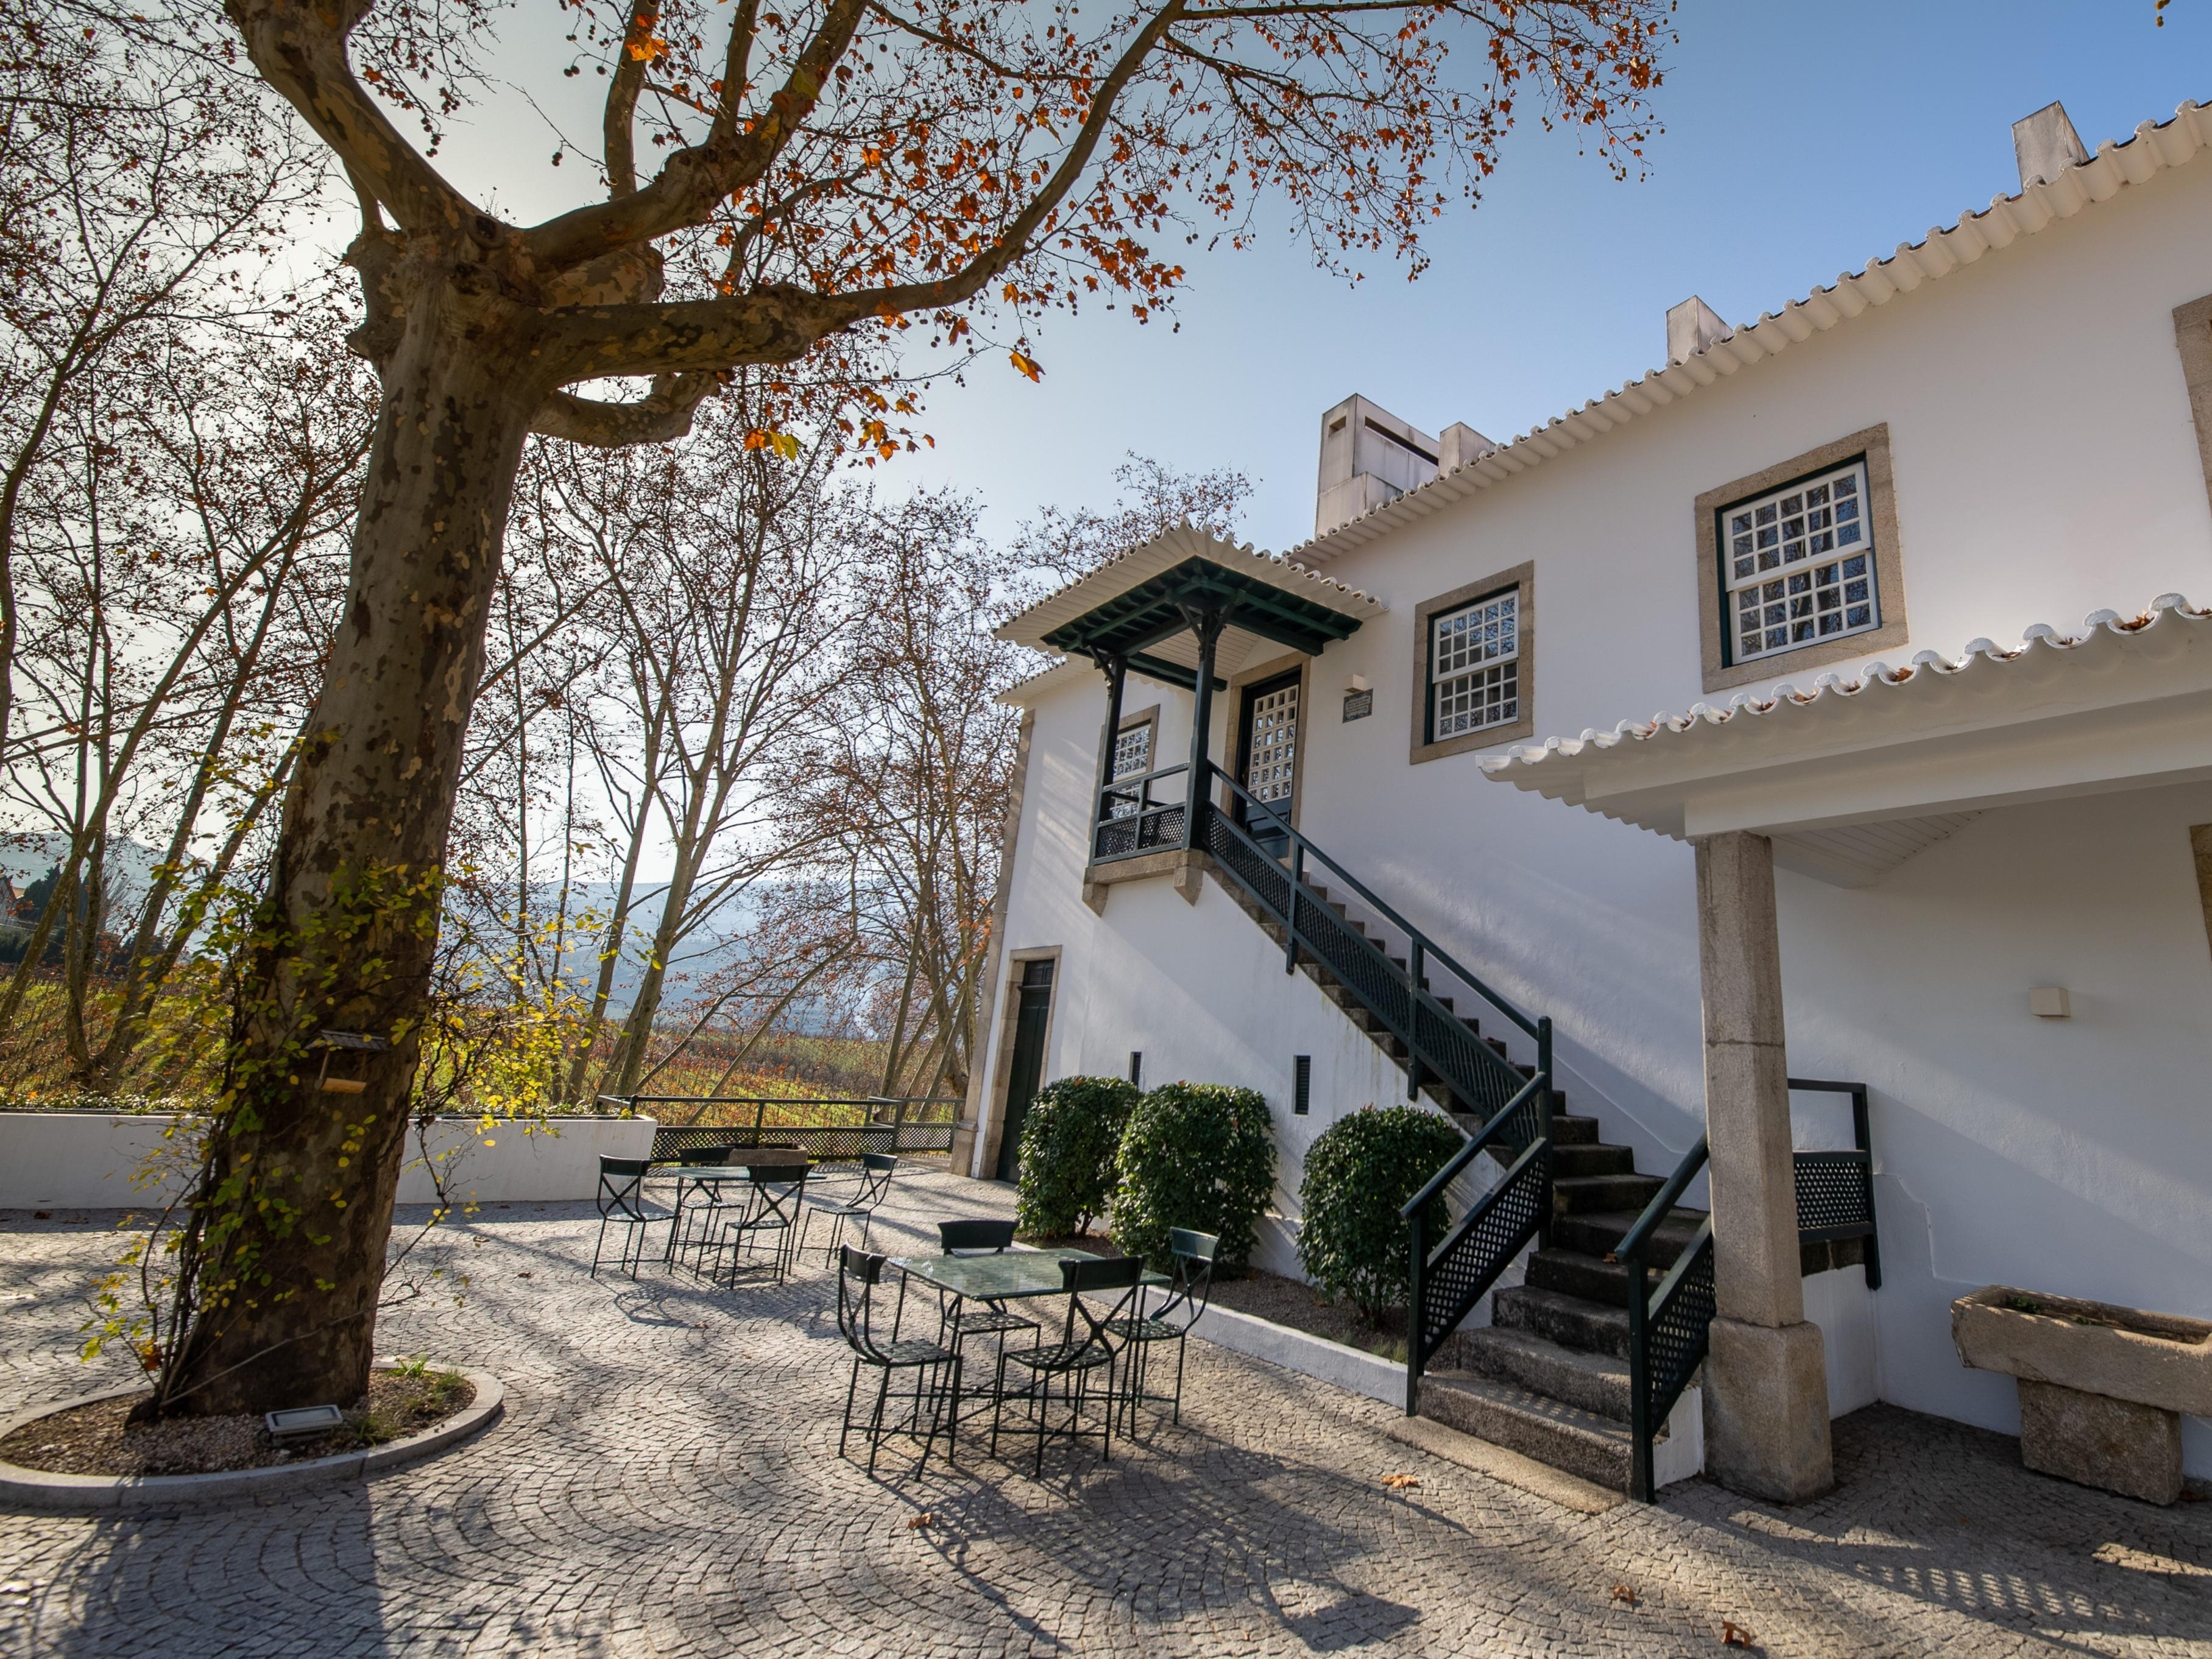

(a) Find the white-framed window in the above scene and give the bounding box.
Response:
[1108,720,1151,818]
[1723,459,1878,664]
[1429,588,1520,742]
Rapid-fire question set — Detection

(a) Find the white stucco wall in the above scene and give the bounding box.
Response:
[0,1113,655,1211]
[982,147,2212,1473]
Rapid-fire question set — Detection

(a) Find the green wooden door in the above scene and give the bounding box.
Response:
[995,959,1056,1182]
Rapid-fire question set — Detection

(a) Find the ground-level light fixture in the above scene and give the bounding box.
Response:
[264,1404,345,1444]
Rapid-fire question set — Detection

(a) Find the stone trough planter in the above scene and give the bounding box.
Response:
[0,1363,503,1514]
[1952,1286,2212,1504]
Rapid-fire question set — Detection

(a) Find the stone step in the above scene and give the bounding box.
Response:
[1552,1172,1664,1217]
[1414,1370,1642,1490]
[1550,1113,1599,1147]
[1550,1143,1635,1180]
[1550,1206,1708,1268]
[1453,1326,1636,1424]
[1525,1247,1640,1309]
[1492,1284,1633,1361]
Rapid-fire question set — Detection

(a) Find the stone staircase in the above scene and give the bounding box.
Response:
[1213,868,1709,1490]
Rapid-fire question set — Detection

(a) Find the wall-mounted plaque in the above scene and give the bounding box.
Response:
[1342,689,1374,722]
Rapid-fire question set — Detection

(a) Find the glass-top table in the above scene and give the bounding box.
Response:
[889,1245,1168,1302]
[660,1160,810,1266]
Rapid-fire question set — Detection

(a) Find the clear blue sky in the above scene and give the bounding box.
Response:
[883,0,2210,551]
[431,2,2208,552]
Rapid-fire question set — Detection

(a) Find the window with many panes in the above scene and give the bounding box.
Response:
[1429,588,1520,741]
[1722,459,1878,664]
[1107,719,1151,819]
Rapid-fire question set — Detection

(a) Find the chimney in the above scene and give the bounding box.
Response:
[1314,394,1441,538]
[1666,295,1730,365]
[2013,100,2087,191]
[1438,422,1496,473]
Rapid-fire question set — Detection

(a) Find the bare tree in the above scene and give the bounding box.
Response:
[0,292,371,1088]
[0,1,323,756]
[164,0,1667,1412]
[1009,453,1253,592]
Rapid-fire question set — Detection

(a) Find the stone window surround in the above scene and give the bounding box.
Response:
[973,942,1061,1183]
[1409,560,1536,765]
[1225,651,1312,830]
[2173,294,2212,524]
[1695,424,1908,694]
[952,709,1036,1174]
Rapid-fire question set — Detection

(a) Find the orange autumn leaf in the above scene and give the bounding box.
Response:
[1009,350,1042,382]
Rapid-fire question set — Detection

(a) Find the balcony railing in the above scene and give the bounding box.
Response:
[1091,762,1190,862]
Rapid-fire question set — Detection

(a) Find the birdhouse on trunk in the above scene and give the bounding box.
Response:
[313,1030,390,1095]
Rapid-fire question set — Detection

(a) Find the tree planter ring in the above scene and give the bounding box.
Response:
[0,1362,503,1513]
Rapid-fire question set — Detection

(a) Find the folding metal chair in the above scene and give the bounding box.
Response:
[991,1253,1143,1477]
[716,1160,810,1285]
[836,1246,962,1474]
[801,1152,900,1264]
[591,1156,658,1279]
[1105,1227,1218,1428]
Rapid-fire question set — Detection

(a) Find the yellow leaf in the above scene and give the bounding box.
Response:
[1009,350,1043,382]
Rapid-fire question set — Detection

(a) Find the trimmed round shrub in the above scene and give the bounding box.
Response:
[1296,1104,1466,1323]
[1014,1075,1140,1238]
[1110,1082,1276,1273]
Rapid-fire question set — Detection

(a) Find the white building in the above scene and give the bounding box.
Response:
[953,100,2212,1502]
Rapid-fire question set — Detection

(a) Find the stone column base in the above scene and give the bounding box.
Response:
[1703,1316,1834,1503]
[2018,1378,2183,1505]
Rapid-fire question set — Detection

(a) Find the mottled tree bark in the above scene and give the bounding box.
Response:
[162,262,542,1414]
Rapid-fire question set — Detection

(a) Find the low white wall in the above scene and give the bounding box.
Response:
[395,1116,654,1205]
[0,1113,196,1211]
[0,1112,654,1211]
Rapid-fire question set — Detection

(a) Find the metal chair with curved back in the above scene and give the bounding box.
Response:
[930,1218,1041,1412]
[835,1245,963,1474]
[991,1253,1144,1477]
[800,1152,900,1264]
[1104,1227,1218,1429]
[715,1154,811,1286]
[666,1144,737,1263]
[591,1156,658,1280]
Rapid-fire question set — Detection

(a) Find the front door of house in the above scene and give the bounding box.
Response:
[1236,670,1301,853]
[994,958,1055,1182]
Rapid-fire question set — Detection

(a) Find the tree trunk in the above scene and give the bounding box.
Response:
[158,272,541,1418]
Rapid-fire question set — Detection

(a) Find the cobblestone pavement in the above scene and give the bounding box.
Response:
[2,1167,2208,1658]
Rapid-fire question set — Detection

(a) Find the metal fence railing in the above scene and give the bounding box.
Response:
[597,1095,963,1163]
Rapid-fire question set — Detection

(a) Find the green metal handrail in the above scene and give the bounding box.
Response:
[1624,1135,1712,1502]
[1211,766,1547,1051]
[1402,1069,1554,1413]
[1623,1078,1882,1501]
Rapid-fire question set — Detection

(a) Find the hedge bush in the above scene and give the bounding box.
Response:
[1296,1104,1465,1323]
[1014,1075,1140,1238]
[1110,1081,1276,1273]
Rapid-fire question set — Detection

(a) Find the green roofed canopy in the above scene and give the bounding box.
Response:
[994,524,1384,689]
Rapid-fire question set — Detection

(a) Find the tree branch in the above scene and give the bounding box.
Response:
[224,0,486,235]
[529,373,719,448]
[524,0,870,272]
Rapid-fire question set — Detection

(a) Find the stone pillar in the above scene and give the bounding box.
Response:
[1694,830,1833,1503]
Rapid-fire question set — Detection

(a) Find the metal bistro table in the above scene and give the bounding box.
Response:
[662,1158,811,1269]
[888,1247,1168,1407]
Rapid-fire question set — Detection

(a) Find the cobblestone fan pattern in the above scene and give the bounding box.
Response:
[3,1169,2209,1657]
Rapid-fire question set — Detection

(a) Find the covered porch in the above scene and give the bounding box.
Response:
[1483,593,2212,1501]
[997,526,1384,875]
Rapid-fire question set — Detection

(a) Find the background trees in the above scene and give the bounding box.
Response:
[3,0,1667,1412]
